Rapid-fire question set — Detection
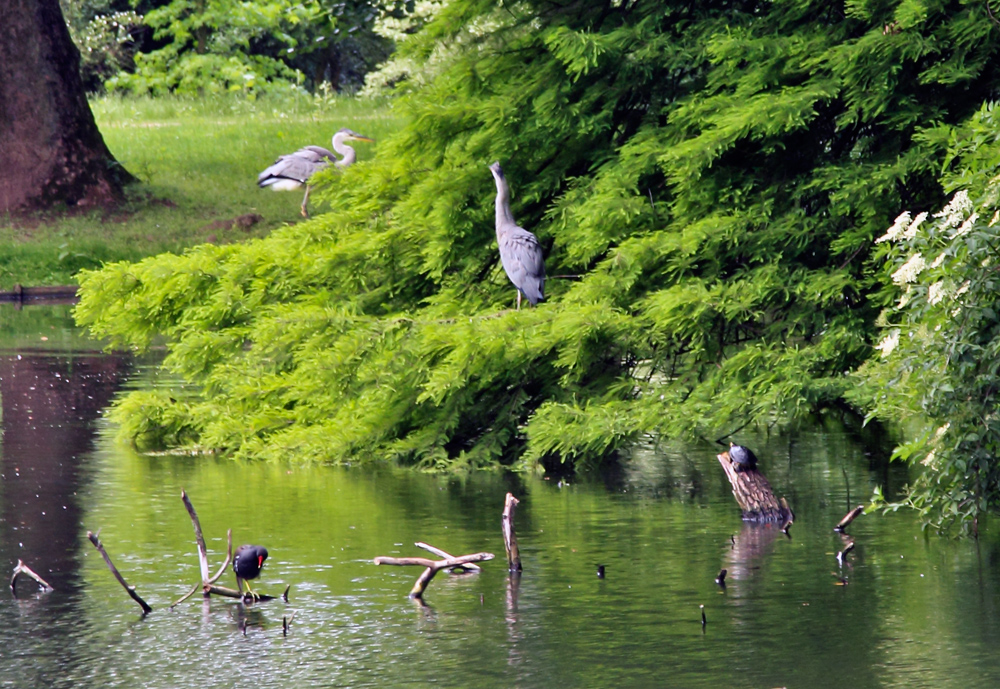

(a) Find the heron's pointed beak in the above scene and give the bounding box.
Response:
[352,135,375,143]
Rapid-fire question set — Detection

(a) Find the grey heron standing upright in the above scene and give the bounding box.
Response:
[489,162,545,309]
[257,128,374,217]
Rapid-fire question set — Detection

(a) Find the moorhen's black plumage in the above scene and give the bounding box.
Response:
[729,442,758,472]
[233,544,268,598]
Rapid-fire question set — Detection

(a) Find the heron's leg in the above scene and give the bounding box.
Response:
[300,185,311,217]
[516,291,522,311]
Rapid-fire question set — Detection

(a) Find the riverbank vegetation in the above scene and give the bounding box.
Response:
[65,1,1000,530]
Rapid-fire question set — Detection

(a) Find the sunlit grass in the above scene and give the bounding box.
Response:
[0,92,400,288]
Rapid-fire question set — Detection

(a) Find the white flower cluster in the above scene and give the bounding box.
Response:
[953,211,980,238]
[891,253,925,285]
[876,329,900,357]
[876,211,929,243]
[933,189,972,228]
[928,281,946,305]
[875,211,910,243]
[905,211,928,239]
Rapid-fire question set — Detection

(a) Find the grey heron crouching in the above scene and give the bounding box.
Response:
[257,128,374,217]
[488,162,545,309]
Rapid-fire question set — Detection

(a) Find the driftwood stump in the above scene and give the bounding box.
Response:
[502,493,522,572]
[717,451,793,524]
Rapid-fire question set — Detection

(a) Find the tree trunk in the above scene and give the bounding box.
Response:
[0,0,131,213]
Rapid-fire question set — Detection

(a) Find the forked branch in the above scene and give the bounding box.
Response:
[415,542,482,573]
[10,559,54,594]
[374,552,495,598]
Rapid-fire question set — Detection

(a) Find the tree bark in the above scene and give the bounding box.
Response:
[0,0,131,212]
[717,452,794,524]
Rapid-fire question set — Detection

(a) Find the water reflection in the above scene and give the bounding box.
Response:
[2,306,1000,688]
[724,522,787,590]
[0,350,130,590]
[0,305,132,689]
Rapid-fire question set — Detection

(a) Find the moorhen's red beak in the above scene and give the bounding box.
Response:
[258,555,264,569]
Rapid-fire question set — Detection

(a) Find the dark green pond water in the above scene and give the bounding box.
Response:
[2,304,1000,688]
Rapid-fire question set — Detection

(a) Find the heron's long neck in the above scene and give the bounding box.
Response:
[494,178,515,233]
[332,134,357,166]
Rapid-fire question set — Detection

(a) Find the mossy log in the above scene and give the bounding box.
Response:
[717,452,794,524]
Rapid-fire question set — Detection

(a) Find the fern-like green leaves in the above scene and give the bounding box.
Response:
[77,0,1000,469]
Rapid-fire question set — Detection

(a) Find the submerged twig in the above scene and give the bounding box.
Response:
[283,610,297,636]
[836,541,856,567]
[87,530,152,614]
[415,542,482,573]
[374,552,494,598]
[205,583,285,602]
[834,505,865,533]
[172,491,246,607]
[171,528,233,608]
[10,559,54,594]
[181,489,210,583]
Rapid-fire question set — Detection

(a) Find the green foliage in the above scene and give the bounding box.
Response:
[854,103,1000,534]
[76,1,1000,472]
[61,2,145,92]
[95,0,410,95]
[106,0,324,95]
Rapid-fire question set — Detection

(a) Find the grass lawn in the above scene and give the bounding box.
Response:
[0,93,399,288]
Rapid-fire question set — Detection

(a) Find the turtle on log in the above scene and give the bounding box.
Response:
[729,442,758,473]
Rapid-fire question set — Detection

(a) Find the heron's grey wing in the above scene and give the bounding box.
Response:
[257,147,335,186]
[499,227,546,305]
[299,146,338,163]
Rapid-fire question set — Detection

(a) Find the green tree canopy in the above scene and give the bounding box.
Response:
[87,0,408,95]
[76,0,1000,471]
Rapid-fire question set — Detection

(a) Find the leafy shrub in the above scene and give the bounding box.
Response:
[856,104,1000,534]
[65,7,145,92]
[105,0,323,96]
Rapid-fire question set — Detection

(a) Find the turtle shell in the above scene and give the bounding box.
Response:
[729,444,758,469]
